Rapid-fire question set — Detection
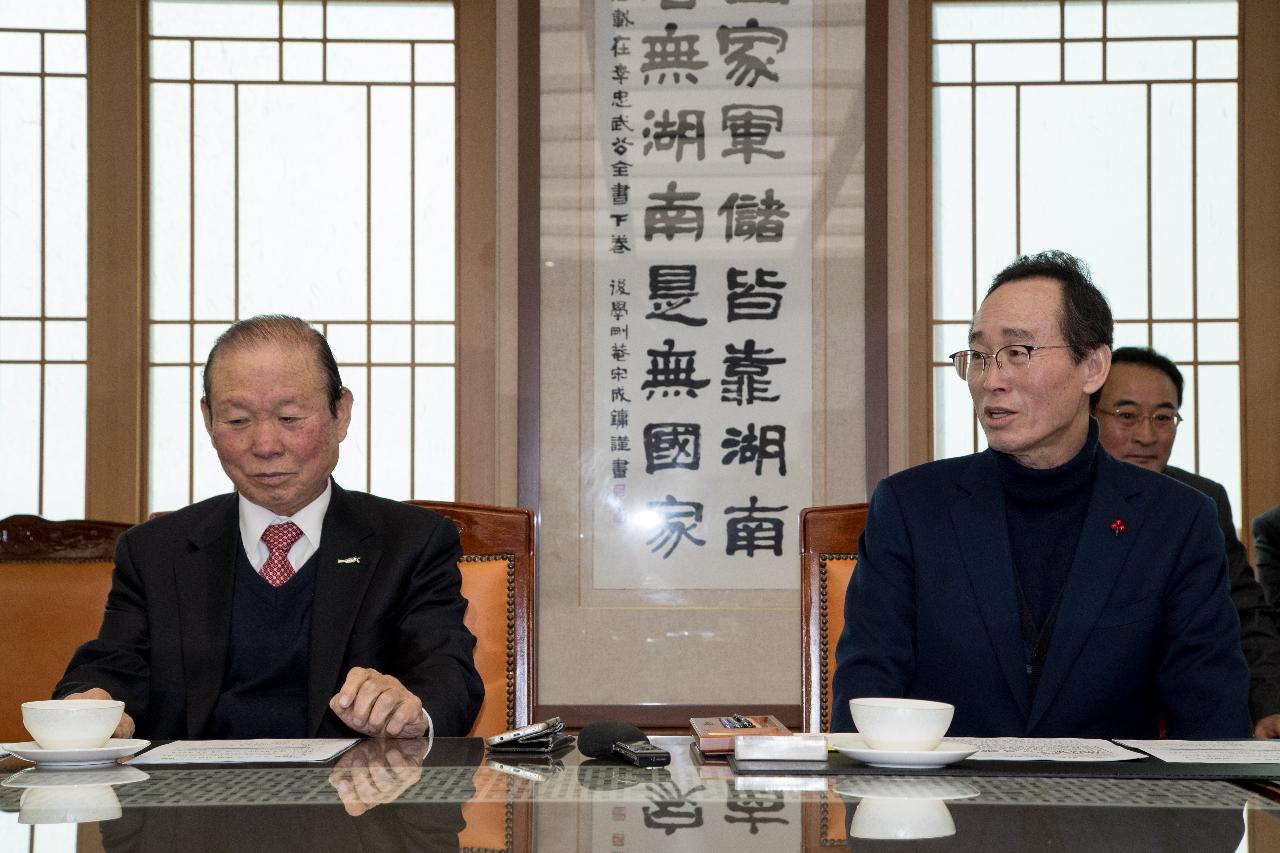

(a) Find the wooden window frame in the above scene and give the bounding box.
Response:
[871,0,1280,540]
[83,0,510,522]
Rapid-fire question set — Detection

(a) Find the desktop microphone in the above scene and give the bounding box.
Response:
[578,722,671,767]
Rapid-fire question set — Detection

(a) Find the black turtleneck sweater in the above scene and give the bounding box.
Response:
[995,418,1100,698]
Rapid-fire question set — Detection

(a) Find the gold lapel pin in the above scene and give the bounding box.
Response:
[337,556,362,564]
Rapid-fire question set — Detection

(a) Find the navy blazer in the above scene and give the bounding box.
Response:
[831,447,1251,738]
[57,482,484,738]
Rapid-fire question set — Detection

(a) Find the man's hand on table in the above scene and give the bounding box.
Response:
[329,667,429,738]
[327,737,428,816]
[62,688,136,738]
[1254,713,1280,739]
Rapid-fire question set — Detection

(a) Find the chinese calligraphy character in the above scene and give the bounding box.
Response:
[727,267,786,320]
[611,159,633,177]
[610,408,629,429]
[612,458,629,478]
[642,108,706,162]
[646,264,707,327]
[721,104,784,163]
[640,23,707,84]
[611,386,632,403]
[612,9,635,27]
[721,339,784,405]
[610,278,631,296]
[611,182,631,205]
[645,495,706,558]
[611,435,632,452]
[611,342,629,361]
[646,181,704,241]
[724,790,788,834]
[716,18,788,87]
[642,338,711,399]
[642,780,707,834]
[724,496,788,556]
[718,188,788,242]
[611,34,631,57]
[643,422,701,472]
[611,300,629,321]
[610,234,633,254]
[721,423,786,475]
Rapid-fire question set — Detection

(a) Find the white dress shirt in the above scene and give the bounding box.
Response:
[238,481,331,575]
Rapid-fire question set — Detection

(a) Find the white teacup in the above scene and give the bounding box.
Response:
[22,699,124,750]
[849,697,954,752]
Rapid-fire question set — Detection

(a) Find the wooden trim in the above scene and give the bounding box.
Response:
[537,704,802,732]
[516,0,541,514]
[905,0,933,469]
[1240,0,1280,547]
[456,0,500,503]
[0,514,129,561]
[863,0,889,493]
[85,0,146,523]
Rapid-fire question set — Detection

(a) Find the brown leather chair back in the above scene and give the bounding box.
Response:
[800,503,869,734]
[406,501,535,738]
[0,515,130,743]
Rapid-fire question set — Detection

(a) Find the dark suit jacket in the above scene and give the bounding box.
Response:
[831,447,1251,738]
[1255,505,1280,606]
[1165,465,1280,722]
[57,482,484,738]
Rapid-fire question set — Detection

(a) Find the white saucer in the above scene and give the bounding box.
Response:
[3,765,149,788]
[0,739,150,768]
[830,734,976,769]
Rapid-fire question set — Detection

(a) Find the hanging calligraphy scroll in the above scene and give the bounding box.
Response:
[592,0,814,590]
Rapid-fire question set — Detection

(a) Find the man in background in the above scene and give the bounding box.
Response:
[1256,505,1280,605]
[58,315,483,739]
[1093,345,1280,737]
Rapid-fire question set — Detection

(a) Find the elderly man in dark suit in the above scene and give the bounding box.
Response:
[832,251,1249,738]
[1092,346,1280,738]
[57,315,483,739]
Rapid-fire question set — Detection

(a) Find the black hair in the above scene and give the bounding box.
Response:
[987,250,1114,362]
[1089,346,1184,412]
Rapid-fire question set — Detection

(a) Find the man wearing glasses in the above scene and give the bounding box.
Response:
[1092,346,1280,738]
[831,251,1249,738]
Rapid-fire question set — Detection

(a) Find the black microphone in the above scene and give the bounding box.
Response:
[578,722,671,767]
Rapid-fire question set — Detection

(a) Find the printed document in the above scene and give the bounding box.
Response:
[952,737,1145,761]
[1116,740,1280,764]
[130,739,358,764]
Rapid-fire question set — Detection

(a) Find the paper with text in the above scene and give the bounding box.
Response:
[951,737,1145,762]
[1116,740,1280,764]
[129,739,358,765]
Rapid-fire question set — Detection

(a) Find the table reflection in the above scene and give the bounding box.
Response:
[1,737,1277,853]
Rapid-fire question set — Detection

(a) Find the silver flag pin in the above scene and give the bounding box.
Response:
[337,556,361,565]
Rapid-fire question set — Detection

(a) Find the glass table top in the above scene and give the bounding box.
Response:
[2,736,1278,852]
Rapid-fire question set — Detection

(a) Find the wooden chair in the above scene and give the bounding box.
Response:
[406,500,535,739]
[0,514,130,743]
[799,503,869,735]
[798,504,868,853]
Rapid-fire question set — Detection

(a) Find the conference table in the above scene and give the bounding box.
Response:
[3,736,1280,852]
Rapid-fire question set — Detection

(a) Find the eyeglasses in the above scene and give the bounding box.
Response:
[1097,408,1183,432]
[947,344,1073,381]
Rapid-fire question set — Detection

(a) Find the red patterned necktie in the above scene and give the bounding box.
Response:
[260,522,303,587]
